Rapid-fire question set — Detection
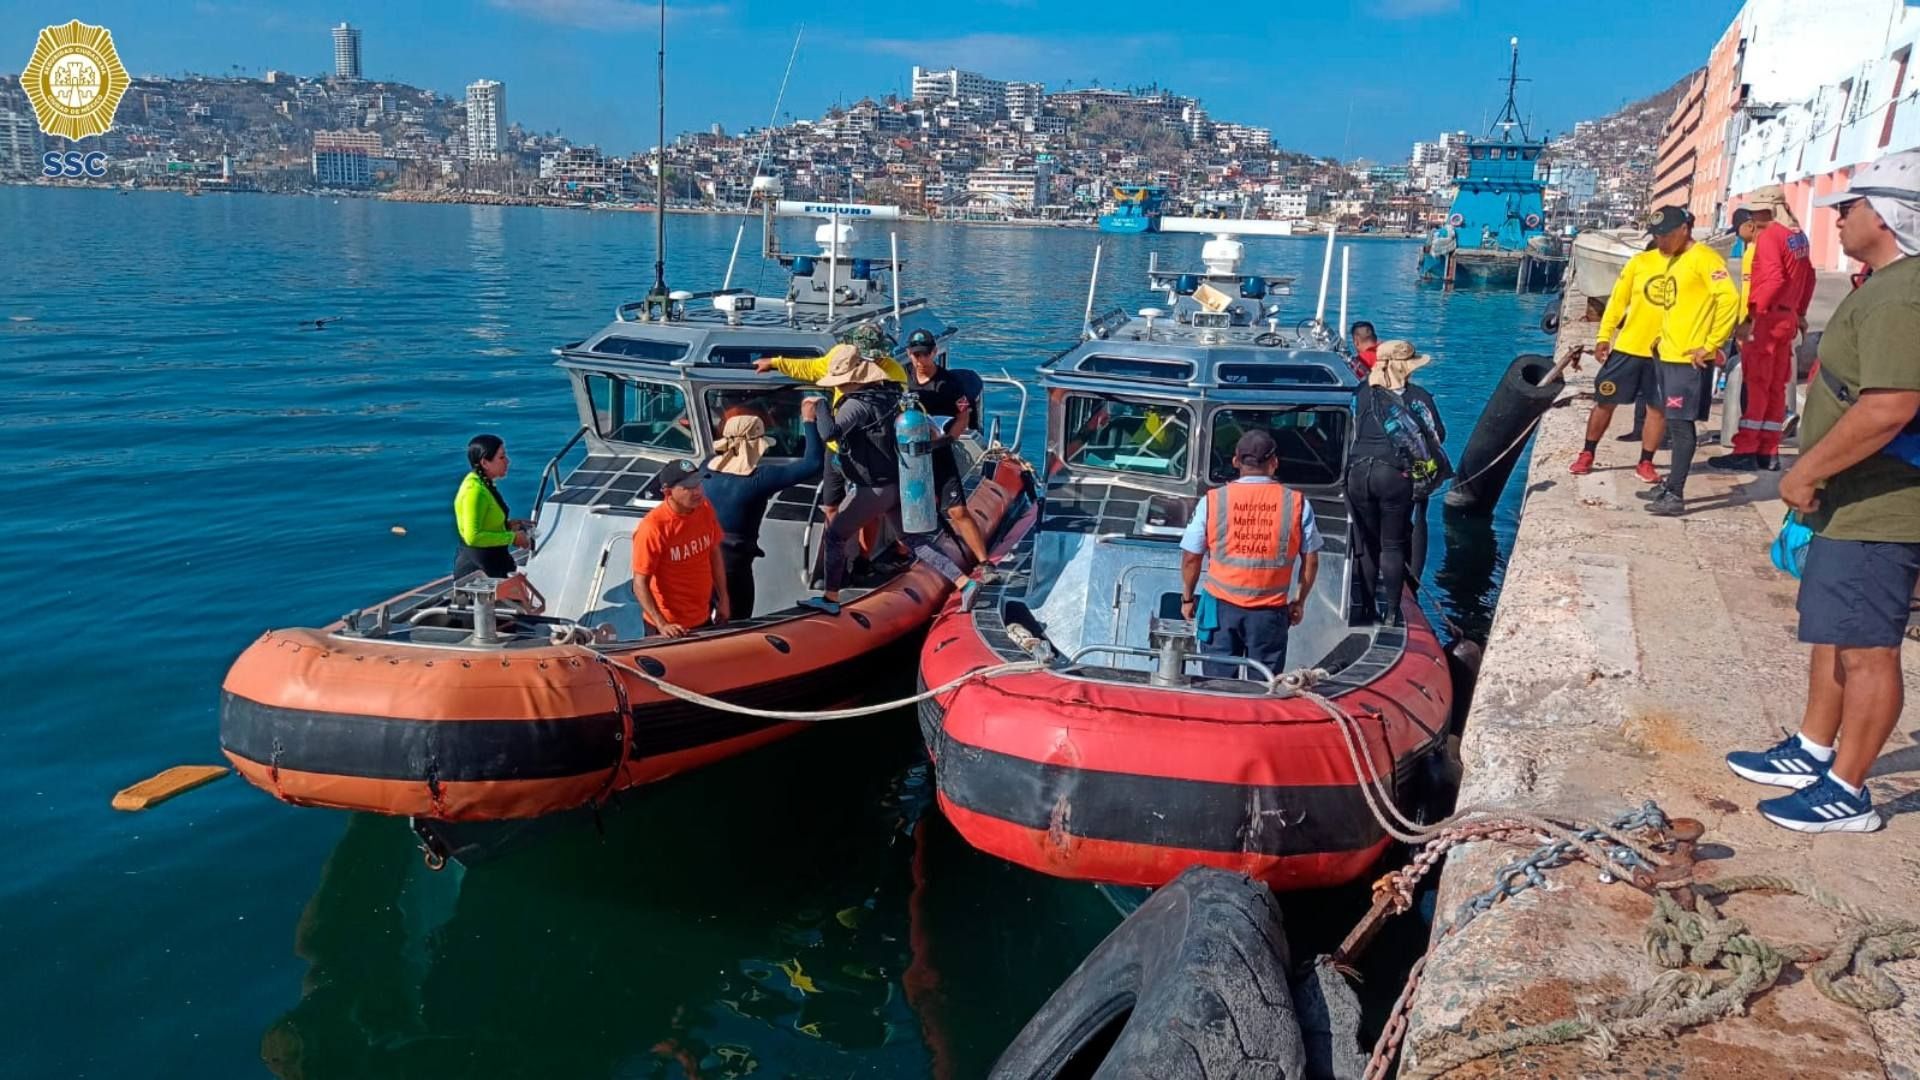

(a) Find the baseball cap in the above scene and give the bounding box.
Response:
[1812,148,1920,206]
[1731,207,1753,228]
[1233,429,1278,464]
[656,458,702,490]
[1644,205,1693,236]
[906,328,937,352]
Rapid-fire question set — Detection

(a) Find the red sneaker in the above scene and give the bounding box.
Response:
[1569,451,1595,475]
[1634,460,1661,484]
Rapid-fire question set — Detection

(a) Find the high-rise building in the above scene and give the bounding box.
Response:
[466,80,506,162]
[0,109,43,178]
[332,23,361,80]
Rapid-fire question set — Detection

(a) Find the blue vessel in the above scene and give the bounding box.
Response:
[1418,39,1566,293]
[1098,184,1166,234]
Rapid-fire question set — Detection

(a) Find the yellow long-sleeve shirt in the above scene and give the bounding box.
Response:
[765,345,907,400]
[1596,249,1667,358]
[765,345,907,451]
[1653,242,1740,364]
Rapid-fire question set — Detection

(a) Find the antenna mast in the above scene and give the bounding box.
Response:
[1490,36,1530,141]
[650,2,669,303]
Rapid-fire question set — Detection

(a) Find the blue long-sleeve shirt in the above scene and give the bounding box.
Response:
[703,424,825,546]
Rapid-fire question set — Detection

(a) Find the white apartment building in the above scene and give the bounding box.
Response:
[966,166,1051,210]
[465,80,506,162]
[1265,188,1325,219]
[0,109,42,177]
[1005,81,1045,120]
[332,23,361,80]
[911,67,1007,114]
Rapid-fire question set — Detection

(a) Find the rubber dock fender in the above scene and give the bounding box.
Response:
[991,867,1308,1079]
[1442,353,1564,514]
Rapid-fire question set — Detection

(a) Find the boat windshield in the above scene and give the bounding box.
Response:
[704,386,816,457]
[585,374,696,452]
[1207,406,1348,486]
[1060,394,1191,479]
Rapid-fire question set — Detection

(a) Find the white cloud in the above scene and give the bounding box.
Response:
[860,32,1167,76]
[1370,0,1460,18]
[487,0,728,31]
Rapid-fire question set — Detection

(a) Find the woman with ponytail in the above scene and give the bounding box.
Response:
[454,434,531,578]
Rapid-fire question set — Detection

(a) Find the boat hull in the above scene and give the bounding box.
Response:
[221,457,1034,822]
[1096,213,1156,235]
[917,589,1453,891]
[1417,249,1567,292]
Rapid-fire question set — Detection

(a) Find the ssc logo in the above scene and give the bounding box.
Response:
[1598,380,1618,397]
[20,20,130,140]
[1643,275,1678,308]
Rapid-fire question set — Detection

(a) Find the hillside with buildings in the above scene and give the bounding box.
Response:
[1545,72,1695,228]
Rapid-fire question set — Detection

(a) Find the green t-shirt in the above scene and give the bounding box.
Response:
[1801,255,1920,541]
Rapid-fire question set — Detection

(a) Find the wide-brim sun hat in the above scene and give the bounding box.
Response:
[817,342,894,387]
[1369,340,1431,389]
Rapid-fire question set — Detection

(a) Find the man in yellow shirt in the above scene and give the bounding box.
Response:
[754,323,906,533]
[1573,239,1664,483]
[1639,206,1740,516]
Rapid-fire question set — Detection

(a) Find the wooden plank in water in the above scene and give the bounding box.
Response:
[111,765,230,811]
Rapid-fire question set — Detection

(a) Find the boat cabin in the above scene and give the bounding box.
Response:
[344,202,1013,647]
[989,222,1397,689]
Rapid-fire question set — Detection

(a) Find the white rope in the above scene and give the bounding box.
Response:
[1271,668,1670,869]
[592,652,1045,722]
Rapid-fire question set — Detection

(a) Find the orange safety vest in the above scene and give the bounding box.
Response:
[1200,482,1304,610]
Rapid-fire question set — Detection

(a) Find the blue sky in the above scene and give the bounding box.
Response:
[6,1,1736,159]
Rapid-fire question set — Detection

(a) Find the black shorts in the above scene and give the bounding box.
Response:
[1797,536,1920,648]
[1595,351,1654,406]
[1655,361,1707,420]
[821,455,847,509]
[933,445,966,511]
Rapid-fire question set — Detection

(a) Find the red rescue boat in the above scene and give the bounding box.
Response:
[917,222,1455,891]
[220,207,1039,851]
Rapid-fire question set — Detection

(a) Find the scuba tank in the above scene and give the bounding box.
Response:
[895,393,939,535]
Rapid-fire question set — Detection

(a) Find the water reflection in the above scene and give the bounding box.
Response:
[1432,507,1504,641]
[261,720,1119,1080]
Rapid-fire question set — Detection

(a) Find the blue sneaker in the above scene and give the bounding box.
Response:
[1725,733,1827,789]
[1757,775,1882,834]
[799,596,841,616]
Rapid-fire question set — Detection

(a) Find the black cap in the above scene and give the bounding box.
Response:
[656,458,702,490]
[906,328,937,352]
[1233,429,1278,464]
[1731,207,1753,228]
[1645,205,1693,236]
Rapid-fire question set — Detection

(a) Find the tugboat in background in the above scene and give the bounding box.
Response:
[1417,38,1567,293]
[1097,184,1166,234]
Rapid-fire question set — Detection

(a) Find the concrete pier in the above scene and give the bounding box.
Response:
[1396,276,1920,1077]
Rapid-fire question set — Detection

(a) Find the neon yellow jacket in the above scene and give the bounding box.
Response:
[1654,243,1740,364]
[454,472,513,547]
[1597,249,1666,358]
[1739,243,1755,312]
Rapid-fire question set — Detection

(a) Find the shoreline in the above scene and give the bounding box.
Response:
[0,179,1422,237]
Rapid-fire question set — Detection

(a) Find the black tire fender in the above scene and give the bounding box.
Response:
[991,867,1307,1080]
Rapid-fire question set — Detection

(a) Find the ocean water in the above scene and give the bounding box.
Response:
[0,187,1548,1079]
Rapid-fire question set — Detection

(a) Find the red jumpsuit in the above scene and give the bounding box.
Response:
[1734,222,1815,455]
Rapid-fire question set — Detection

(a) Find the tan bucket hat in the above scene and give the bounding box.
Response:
[707,414,775,476]
[816,342,894,388]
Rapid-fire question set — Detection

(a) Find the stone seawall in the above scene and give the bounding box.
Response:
[1393,280,1920,1078]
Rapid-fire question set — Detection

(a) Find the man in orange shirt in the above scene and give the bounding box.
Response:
[631,459,728,637]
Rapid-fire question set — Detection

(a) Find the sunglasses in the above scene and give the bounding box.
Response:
[1836,199,1865,220]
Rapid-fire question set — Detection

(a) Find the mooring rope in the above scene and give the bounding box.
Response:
[591,651,1045,722]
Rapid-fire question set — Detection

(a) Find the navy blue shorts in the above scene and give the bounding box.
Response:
[1594,351,1654,406]
[1797,536,1920,648]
